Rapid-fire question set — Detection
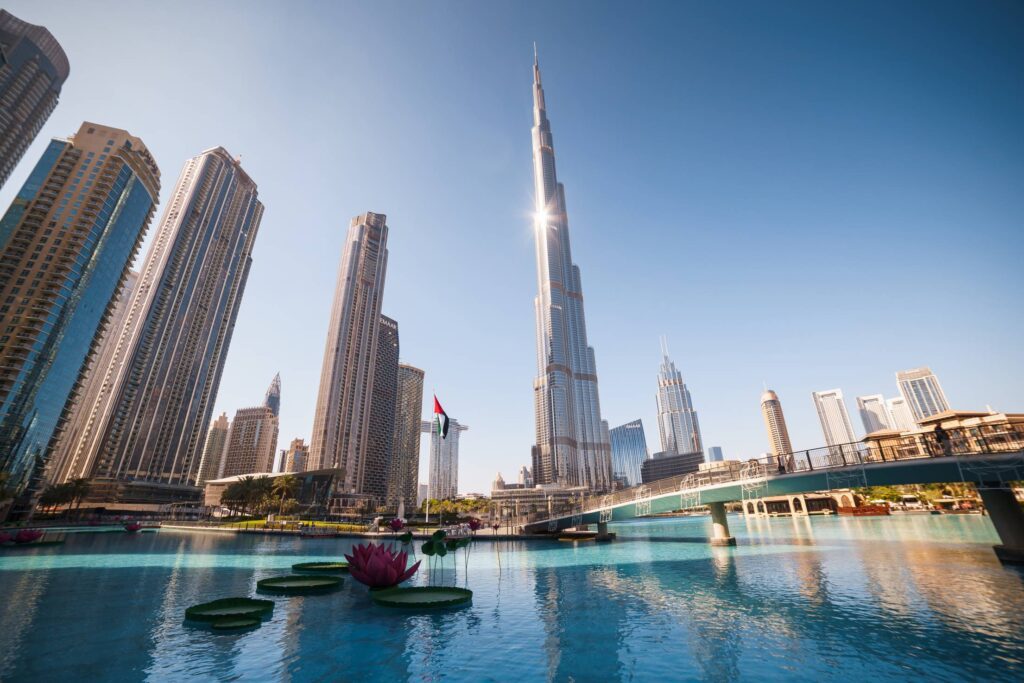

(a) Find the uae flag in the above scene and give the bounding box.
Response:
[433,395,449,439]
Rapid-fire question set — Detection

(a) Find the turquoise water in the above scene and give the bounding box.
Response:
[1,515,1022,681]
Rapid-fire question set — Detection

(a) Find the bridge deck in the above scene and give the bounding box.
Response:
[523,433,1024,534]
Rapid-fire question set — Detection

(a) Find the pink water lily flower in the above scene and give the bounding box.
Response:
[388,518,405,532]
[468,518,482,532]
[344,543,421,589]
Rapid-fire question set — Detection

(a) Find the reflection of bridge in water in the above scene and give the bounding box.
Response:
[523,426,1024,564]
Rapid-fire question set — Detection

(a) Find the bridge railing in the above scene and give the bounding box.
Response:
[566,423,1024,517]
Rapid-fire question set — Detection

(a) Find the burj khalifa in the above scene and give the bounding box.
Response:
[530,49,612,492]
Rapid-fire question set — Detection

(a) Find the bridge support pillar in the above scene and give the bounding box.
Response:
[709,502,736,546]
[978,484,1024,564]
[596,521,615,542]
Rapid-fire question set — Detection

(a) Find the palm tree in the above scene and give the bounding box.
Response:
[272,475,298,516]
[68,478,91,518]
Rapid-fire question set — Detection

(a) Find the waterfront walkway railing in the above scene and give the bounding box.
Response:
[519,424,1024,525]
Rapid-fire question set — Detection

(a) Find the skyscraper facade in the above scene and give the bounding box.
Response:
[707,446,724,463]
[760,389,793,457]
[196,412,230,485]
[812,389,856,447]
[656,343,704,457]
[0,123,159,491]
[50,270,139,483]
[387,363,424,513]
[518,465,533,488]
[886,396,916,431]
[264,372,281,417]
[57,148,263,491]
[529,52,611,493]
[896,367,950,422]
[281,438,308,474]
[364,314,398,506]
[609,419,648,488]
[0,10,70,189]
[423,417,467,500]
[221,404,279,477]
[309,212,389,498]
[856,394,892,434]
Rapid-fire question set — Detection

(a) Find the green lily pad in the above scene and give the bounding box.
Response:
[422,540,436,555]
[431,530,446,541]
[185,597,274,622]
[456,537,471,549]
[445,539,459,552]
[257,575,342,595]
[292,561,349,573]
[371,586,473,609]
[212,617,261,631]
[399,531,413,544]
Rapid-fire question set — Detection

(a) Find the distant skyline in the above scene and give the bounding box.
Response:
[2,1,1022,494]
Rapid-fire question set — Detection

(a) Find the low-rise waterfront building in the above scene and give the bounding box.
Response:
[491,482,589,516]
[641,450,704,484]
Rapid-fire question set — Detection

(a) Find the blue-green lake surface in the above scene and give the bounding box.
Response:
[1,514,1022,681]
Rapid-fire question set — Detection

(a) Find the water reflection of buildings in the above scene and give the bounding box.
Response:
[0,570,50,678]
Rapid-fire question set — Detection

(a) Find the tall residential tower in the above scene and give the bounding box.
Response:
[363,314,399,506]
[309,212,390,502]
[760,389,794,457]
[388,363,425,513]
[812,389,856,447]
[856,394,892,434]
[0,123,159,491]
[423,417,468,501]
[196,412,230,485]
[529,51,611,492]
[896,367,950,422]
[54,148,263,493]
[220,374,281,478]
[0,10,70,189]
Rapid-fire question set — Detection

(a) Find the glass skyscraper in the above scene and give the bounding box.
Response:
[656,341,704,457]
[0,10,70,189]
[54,148,263,492]
[49,270,139,484]
[609,419,648,488]
[529,50,611,493]
[0,123,159,494]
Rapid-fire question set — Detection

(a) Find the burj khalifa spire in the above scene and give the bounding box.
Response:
[530,48,612,492]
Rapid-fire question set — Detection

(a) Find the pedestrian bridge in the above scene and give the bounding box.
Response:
[522,426,1024,563]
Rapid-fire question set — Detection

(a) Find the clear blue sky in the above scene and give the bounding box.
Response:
[3,1,1022,494]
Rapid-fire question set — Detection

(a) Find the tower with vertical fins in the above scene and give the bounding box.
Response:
[529,48,612,492]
